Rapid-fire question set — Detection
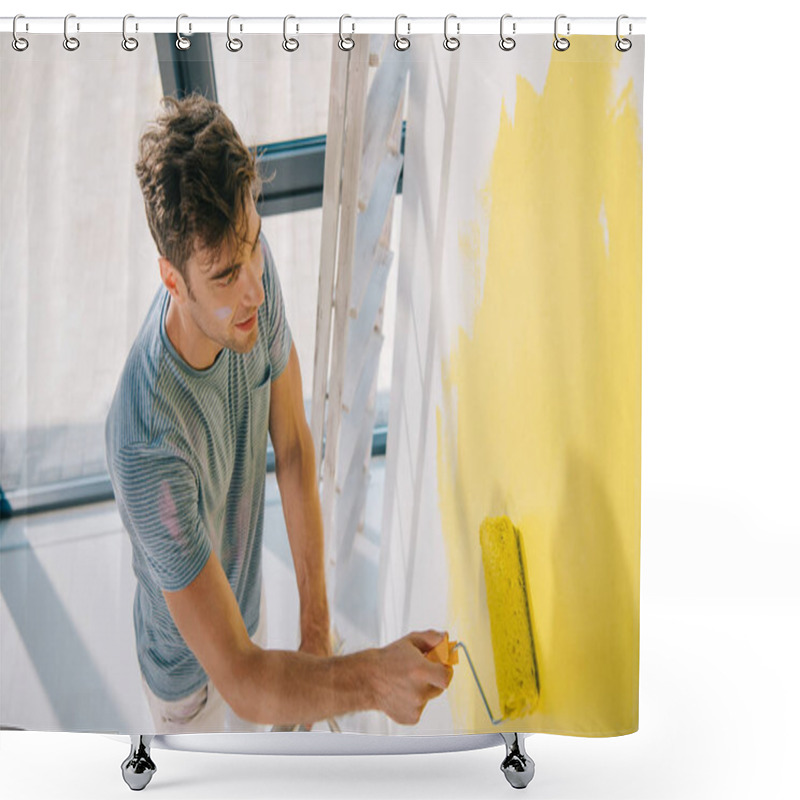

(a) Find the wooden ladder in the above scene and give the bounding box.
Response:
[311,34,409,645]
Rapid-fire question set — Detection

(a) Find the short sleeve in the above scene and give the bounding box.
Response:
[260,234,293,380]
[111,444,212,592]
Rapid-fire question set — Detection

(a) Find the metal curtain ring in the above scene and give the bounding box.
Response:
[63,13,80,51]
[12,14,29,52]
[443,13,460,51]
[338,14,355,51]
[553,14,570,51]
[175,14,190,50]
[122,14,139,51]
[499,14,516,51]
[227,15,243,52]
[283,15,299,52]
[394,15,410,51]
[615,14,632,51]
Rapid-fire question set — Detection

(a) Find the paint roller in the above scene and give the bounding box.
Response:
[428,515,540,724]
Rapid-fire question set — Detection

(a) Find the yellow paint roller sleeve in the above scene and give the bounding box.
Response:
[479,516,540,720]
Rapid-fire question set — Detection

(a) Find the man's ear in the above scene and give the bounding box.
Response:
[159,257,188,303]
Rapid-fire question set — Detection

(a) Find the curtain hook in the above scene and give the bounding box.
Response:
[553,14,570,51]
[175,14,190,50]
[12,14,29,52]
[283,15,299,52]
[226,15,243,52]
[394,15,410,51]
[615,14,632,51]
[444,13,460,51]
[499,14,516,51]
[338,14,355,51]
[63,13,80,51]
[122,14,139,51]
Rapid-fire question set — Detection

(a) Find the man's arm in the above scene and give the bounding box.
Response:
[267,342,330,656]
[162,552,452,725]
[163,343,453,725]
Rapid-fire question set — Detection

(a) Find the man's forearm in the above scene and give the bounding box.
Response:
[232,645,378,725]
[276,429,330,639]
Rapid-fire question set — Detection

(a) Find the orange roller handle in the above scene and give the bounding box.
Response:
[425,633,460,666]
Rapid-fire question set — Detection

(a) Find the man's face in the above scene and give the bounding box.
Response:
[181,195,266,357]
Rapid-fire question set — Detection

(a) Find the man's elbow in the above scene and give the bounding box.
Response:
[222,643,260,724]
[274,425,315,484]
[222,648,298,727]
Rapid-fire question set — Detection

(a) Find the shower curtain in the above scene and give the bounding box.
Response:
[0,27,644,738]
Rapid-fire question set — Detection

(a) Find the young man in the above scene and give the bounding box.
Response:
[106,94,452,733]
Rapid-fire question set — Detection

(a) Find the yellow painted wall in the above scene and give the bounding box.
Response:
[436,37,642,736]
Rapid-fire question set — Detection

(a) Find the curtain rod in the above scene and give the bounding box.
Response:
[0,16,646,37]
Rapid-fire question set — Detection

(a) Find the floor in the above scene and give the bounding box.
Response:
[0,457,388,735]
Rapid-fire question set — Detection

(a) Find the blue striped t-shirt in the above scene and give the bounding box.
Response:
[105,234,292,701]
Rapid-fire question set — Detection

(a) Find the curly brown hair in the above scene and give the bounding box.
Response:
[135,94,258,289]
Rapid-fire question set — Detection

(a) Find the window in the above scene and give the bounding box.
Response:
[1,34,164,509]
[0,33,402,515]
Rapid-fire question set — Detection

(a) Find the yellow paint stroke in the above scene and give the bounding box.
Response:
[438,36,642,736]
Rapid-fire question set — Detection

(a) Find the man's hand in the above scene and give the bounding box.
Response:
[372,630,454,725]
